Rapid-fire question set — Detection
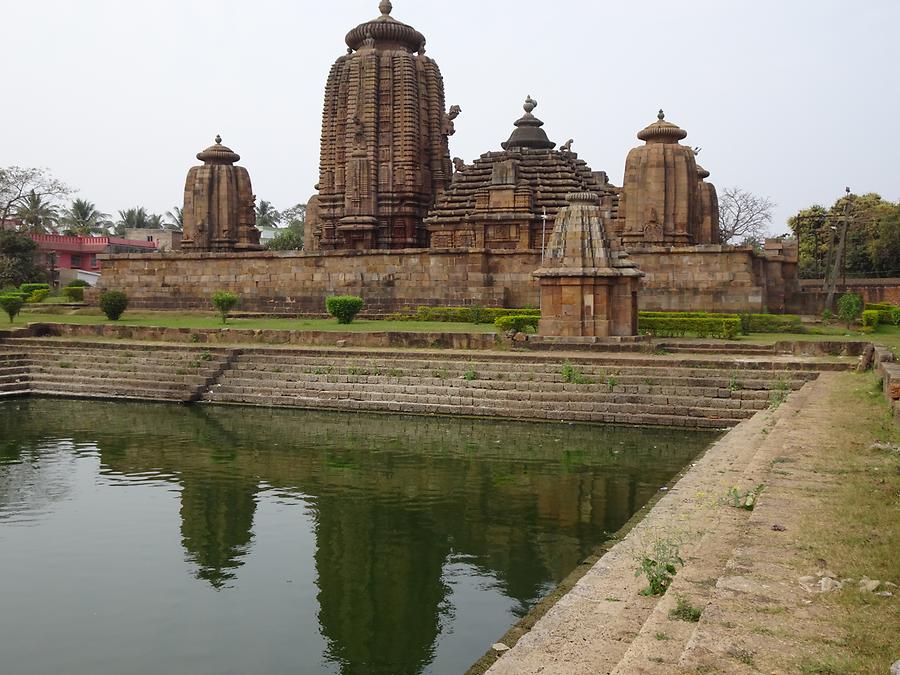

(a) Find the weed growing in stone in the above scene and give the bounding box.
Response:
[728,372,742,391]
[769,378,790,409]
[606,375,618,390]
[634,537,684,596]
[728,484,766,510]
[463,367,477,381]
[654,632,671,641]
[432,369,449,379]
[562,361,594,384]
[668,595,702,622]
[388,368,403,378]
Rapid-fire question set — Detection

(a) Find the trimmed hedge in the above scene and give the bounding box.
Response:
[416,306,541,324]
[495,314,540,333]
[26,288,50,303]
[637,311,804,334]
[861,310,880,328]
[744,313,804,334]
[638,311,740,319]
[865,302,895,312]
[326,295,364,324]
[20,283,50,294]
[66,279,91,288]
[62,286,84,301]
[639,316,740,339]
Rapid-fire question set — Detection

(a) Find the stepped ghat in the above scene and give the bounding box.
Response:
[95,0,800,314]
[0,338,849,428]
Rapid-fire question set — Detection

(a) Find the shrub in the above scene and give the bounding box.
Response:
[99,290,128,320]
[865,302,895,312]
[20,283,50,294]
[861,310,880,328]
[495,314,539,333]
[26,288,50,303]
[0,295,24,323]
[836,292,863,328]
[62,286,84,302]
[211,291,240,324]
[638,316,741,339]
[871,308,900,326]
[66,279,91,288]
[326,295,364,324]
[821,308,834,324]
[892,308,900,326]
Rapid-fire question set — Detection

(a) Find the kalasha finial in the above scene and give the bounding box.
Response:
[524,95,537,114]
[657,109,665,121]
[379,0,392,15]
[215,134,222,144]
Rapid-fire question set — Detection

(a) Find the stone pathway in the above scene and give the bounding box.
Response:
[482,372,895,674]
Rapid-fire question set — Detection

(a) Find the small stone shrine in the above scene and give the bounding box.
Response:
[426,97,617,249]
[306,0,456,251]
[618,111,721,246]
[180,136,262,253]
[534,192,643,337]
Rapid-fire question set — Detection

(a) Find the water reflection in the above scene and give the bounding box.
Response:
[0,399,716,675]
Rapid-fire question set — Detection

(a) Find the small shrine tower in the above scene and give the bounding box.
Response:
[534,192,642,337]
[180,136,261,253]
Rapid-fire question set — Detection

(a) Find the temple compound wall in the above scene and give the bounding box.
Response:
[98,243,795,315]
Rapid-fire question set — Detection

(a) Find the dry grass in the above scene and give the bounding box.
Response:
[790,373,899,674]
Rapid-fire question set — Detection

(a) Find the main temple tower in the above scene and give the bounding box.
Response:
[308,0,455,251]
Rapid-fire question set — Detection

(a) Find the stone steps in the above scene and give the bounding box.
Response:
[224,366,810,392]
[211,377,771,410]
[0,353,29,398]
[203,392,744,428]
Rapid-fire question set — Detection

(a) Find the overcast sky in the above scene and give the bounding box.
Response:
[4,0,899,232]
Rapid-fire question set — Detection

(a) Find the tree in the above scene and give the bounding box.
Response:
[788,193,900,279]
[60,199,110,236]
[147,213,166,229]
[718,187,775,244]
[255,200,282,228]
[0,166,72,225]
[15,190,60,233]
[0,230,43,287]
[114,207,152,235]
[165,206,183,231]
[267,203,306,251]
[212,291,240,324]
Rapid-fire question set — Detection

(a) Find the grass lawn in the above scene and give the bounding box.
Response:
[14,308,498,334]
[737,324,900,354]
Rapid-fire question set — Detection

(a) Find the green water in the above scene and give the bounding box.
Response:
[0,399,716,675]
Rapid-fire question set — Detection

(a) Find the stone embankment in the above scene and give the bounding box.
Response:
[0,337,851,428]
[0,339,234,402]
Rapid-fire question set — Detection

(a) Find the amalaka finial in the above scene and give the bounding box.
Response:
[524,95,537,114]
[657,109,665,121]
[215,134,222,144]
[379,0,392,15]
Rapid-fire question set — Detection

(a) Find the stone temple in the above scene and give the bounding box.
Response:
[97,1,800,316]
[306,0,455,252]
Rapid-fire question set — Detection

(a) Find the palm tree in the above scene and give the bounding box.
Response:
[147,213,166,229]
[165,206,183,231]
[60,198,110,236]
[16,190,59,233]
[115,207,152,236]
[255,200,282,228]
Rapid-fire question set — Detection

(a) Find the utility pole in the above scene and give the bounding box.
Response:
[824,187,852,309]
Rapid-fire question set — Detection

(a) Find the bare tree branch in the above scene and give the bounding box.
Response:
[718,186,776,244]
[0,166,73,224]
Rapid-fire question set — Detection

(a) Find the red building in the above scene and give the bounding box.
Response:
[29,234,157,273]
